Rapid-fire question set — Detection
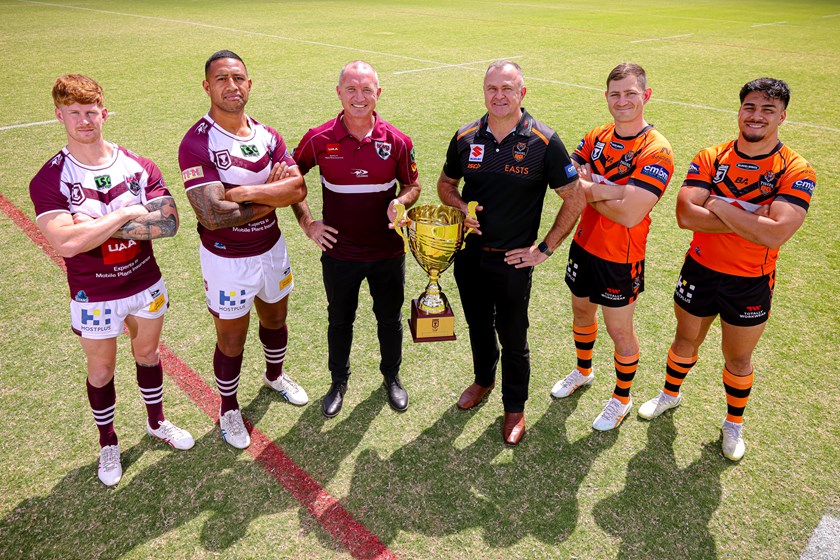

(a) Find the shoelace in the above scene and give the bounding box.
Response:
[100,446,120,470]
[562,372,584,389]
[722,422,742,441]
[225,411,245,436]
[156,420,185,440]
[601,399,624,420]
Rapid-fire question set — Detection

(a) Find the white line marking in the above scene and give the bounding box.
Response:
[0,112,117,132]
[393,56,523,75]
[16,1,838,134]
[801,514,840,560]
[496,2,752,24]
[822,14,840,18]
[630,33,693,44]
[752,21,787,27]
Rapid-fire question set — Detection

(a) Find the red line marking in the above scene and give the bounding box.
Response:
[0,191,398,560]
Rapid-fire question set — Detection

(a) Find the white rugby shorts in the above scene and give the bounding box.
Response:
[200,236,294,320]
[70,277,169,339]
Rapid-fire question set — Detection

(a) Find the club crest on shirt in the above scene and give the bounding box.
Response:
[213,150,232,170]
[591,141,606,161]
[125,173,142,195]
[713,164,729,184]
[759,170,777,194]
[512,142,528,162]
[70,182,86,205]
[375,141,392,160]
[618,151,636,174]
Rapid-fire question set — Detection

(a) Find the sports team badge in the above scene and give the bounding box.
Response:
[375,141,392,160]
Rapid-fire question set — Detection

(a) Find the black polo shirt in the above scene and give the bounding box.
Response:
[442,109,578,249]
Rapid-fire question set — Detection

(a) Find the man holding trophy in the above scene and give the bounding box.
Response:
[291,61,421,418]
[437,60,586,445]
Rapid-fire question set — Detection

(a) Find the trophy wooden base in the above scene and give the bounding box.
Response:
[408,298,456,342]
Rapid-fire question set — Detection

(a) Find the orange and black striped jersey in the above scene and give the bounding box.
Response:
[683,140,816,277]
[571,123,674,263]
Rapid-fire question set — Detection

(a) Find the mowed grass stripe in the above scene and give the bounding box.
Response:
[0,191,398,560]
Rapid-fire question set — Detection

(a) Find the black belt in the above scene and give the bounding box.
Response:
[479,246,508,252]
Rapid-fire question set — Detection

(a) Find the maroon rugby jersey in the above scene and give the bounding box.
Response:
[178,114,297,257]
[30,144,168,302]
[293,111,418,261]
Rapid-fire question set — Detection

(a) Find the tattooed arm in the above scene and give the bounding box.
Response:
[185,182,274,230]
[112,197,180,240]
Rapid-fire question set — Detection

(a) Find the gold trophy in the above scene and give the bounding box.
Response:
[394,202,477,342]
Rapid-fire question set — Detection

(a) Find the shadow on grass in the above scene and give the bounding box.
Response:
[592,414,733,560]
[329,389,620,549]
[0,388,300,559]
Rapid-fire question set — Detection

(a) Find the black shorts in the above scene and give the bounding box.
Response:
[564,241,644,307]
[673,255,774,327]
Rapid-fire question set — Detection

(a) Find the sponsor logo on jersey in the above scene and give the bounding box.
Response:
[410,147,416,163]
[591,141,605,160]
[609,141,624,150]
[352,169,369,178]
[125,173,142,196]
[575,139,584,151]
[512,142,528,162]
[713,164,729,184]
[181,166,204,181]
[467,163,481,170]
[792,178,815,196]
[565,163,577,178]
[74,290,89,303]
[94,175,112,191]
[375,141,392,160]
[327,143,340,155]
[70,182,86,205]
[102,238,140,265]
[411,162,417,173]
[736,162,760,171]
[641,164,671,185]
[469,144,484,162]
[82,308,111,326]
[213,150,232,170]
[759,170,777,194]
[240,144,260,156]
[504,164,529,175]
[688,162,700,175]
[214,242,226,250]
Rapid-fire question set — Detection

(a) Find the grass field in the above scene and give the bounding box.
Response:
[0,1,838,559]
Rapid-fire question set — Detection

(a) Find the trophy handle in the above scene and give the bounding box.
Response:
[464,200,478,238]
[393,202,408,253]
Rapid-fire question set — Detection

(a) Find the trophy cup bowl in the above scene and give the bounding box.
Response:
[406,204,466,314]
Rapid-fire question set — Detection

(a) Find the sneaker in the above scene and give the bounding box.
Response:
[593,398,633,431]
[264,372,309,406]
[147,419,195,450]
[219,408,250,449]
[638,390,682,420]
[550,368,594,398]
[721,420,746,461]
[98,444,122,487]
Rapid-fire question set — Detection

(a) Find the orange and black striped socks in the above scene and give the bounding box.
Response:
[663,349,698,397]
[723,367,753,423]
[612,351,639,405]
[573,322,598,375]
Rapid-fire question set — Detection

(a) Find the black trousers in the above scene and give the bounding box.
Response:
[321,253,405,383]
[453,246,533,413]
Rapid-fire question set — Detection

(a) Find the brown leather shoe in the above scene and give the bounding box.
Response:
[457,382,495,410]
[503,412,525,445]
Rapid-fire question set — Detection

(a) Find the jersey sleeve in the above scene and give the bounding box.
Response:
[545,132,579,189]
[682,147,715,190]
[775,158,815,211]
[291,128,318,176]
[395,134,418,186]
[627,136,674,198]
[442,133,464,181]
[571,128,596,166]
[266,127,297,169]
[29,155,71,218]
[178,125,219,191]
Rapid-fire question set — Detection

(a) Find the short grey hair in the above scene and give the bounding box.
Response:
[338,60,379,89]
[485,59,525,87]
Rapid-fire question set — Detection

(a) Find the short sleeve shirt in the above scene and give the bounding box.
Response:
[178,114,297,257]
[683,140,815,276]
[29,144,168,302]
[442,109,578,249]
[293,111,418,261]
[572,123,674,263]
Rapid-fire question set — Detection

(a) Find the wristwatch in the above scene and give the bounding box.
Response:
[538,241,553,257]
